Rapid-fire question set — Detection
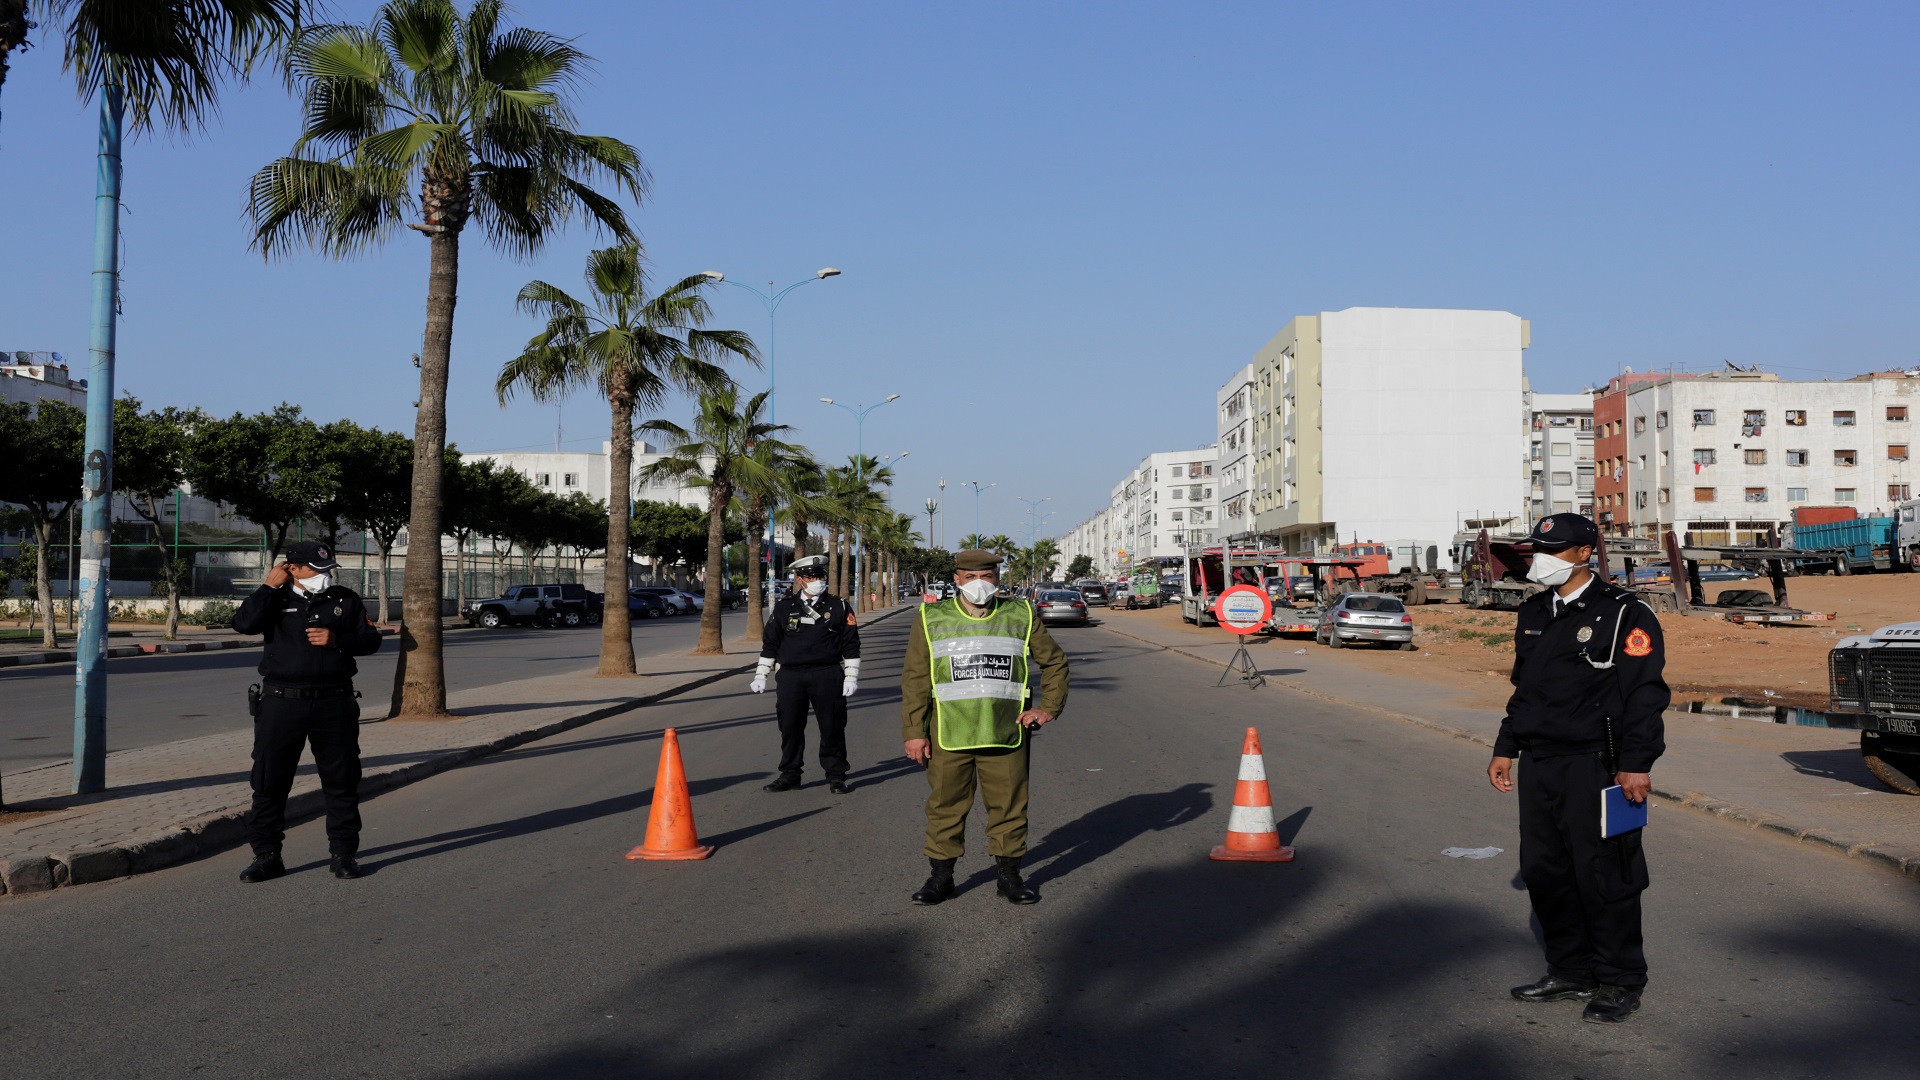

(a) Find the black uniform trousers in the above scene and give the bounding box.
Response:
[1518,750,1650,988]
[775,664,848,781]
[247,689,363,858]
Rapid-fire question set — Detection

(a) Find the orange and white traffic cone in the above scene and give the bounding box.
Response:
[626,728,715,861]
[1210,726,1295,862]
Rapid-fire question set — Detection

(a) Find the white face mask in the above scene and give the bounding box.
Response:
[802,579,827,597]
[958,579,998,605]
[1525,551,1577,588]
[294,571,332,595]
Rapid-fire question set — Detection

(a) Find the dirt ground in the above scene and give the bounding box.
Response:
[1112,574,1920,712]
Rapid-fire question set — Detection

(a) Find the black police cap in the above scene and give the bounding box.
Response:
[285,540,341,571]
[1527,513,1599,552]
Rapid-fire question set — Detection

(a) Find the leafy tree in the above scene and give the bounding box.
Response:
[497,244,751,675]
[733,437,816,642]
[1065,554,1096,581]
[184,405,337,560]
[247,0,647,716]
[0,400,86,645]
[112,399,201,638]
[629,499,720,580]
[959,532,989,551]
[334,425,414,624]
[639,386,787,654]
[554,490,607,576]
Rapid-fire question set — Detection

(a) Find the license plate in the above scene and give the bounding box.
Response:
[1882,716,1920,736]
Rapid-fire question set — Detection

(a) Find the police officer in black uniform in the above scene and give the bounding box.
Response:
[1488,513,1669,1024]
[751,555,861,794]
[231,540,384,883]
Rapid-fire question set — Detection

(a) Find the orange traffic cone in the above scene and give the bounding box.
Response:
[1209,726,1295,862]
[626,728,715,861]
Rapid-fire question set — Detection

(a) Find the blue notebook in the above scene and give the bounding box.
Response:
[1601,785,1649,838]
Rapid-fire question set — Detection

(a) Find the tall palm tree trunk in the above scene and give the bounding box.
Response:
[695,483,729,654]
[742,500,767,643]
[392,228,458,719]
[599,395,638,675]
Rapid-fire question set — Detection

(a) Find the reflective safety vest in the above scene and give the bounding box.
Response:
[920,596,1035,751]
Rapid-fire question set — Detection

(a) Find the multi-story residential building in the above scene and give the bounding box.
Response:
[1611,370,1920,545]
[1215,364,1256,542]
[468,442,713,515]
[1059,446,1220,578]
[1057,507,1113,579]
[1524,388,1596,521]
[1593,371,1689,535]
[0,355,88,408]
[1245,307,1528,566]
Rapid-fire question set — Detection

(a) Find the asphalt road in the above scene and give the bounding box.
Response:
[2,612,1918,1079]
[0,610,743,773]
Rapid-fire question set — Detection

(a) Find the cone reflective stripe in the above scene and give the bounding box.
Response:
[1210,726,1295,862]
[626,728,715,861]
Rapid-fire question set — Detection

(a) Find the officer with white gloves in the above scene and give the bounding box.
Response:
[751,555,862,794]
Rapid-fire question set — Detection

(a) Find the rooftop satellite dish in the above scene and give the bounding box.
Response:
[51,352,64,363]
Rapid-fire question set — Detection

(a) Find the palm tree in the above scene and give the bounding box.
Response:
[247,0,646,717]
[776,459,829,560]
[876,511,922,605]
[640,386,796,655]
[959,532,990,551]
[735,440,819,642]
[831,455,895,612]
[497,244,752,676]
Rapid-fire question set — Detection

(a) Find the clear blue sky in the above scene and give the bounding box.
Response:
[3,1,1915,540]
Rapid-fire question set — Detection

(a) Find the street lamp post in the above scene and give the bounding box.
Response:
[962,480,996,538]
[1015,496,1052,585]
[821,394,902,610]
[702,266,840,580]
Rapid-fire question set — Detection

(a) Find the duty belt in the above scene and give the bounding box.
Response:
[261,682,358,700]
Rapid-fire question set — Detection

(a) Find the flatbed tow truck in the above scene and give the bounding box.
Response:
[1656,532,1837,624]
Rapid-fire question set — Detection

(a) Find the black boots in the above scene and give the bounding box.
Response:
[330,855,362,880]
[1510,975,1597,1003]
[995,856,1039,904]
[763,774,802,792]
[238,853,285,883]
[1582,985,1643,1024]
[911,858,957,906]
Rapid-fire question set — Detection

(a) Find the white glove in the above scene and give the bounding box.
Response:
[842,678,858,697]
[750,676,767,694]
[841,658,860,699]
[750,658,773,694]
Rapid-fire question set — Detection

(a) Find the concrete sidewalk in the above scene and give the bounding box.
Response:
[0,604,912,896]
[1091,610,1920,883]
[0,620,474,668]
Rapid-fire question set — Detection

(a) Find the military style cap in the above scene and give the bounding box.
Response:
[1528,513,1600,552]
[285,539,340,571]
[789,555,828,577]
[954,548,1003,571]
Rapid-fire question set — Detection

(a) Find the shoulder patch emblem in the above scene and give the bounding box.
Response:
[845,610,857,626]
[1623,627,1653,657]
[1576,626,1593,642]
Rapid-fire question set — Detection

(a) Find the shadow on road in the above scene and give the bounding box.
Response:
[1780,748,1879,789]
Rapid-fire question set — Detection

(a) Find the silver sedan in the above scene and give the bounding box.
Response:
[1316,592,1415,650]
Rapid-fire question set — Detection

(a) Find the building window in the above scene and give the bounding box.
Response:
[1835,450,1858,467]
[1786,409,1807,426]
[1552,442,1571,457]
[1694,487,1716,502]
[1892,484,1913,501]
[1891,406,1909,423]
[1633,416,1646,433]
[1552,471,1573,486]
[1170,510,1184,522]
[562,472,579,487]
[1744,487,1768,503]
[1658,488,1670,504]
[1580,418,1593,431]
[1787,486,1808,501]
[1203,464,1213,477]
[1836,488,1857,502]
[1786,449,1808,466]
[1743,410,1766,427]
[1693,409,1716,426]
[1693,449,1716,466]
[1834,410,1857,427]
[1658,450,1669,467]
[1656,411,1668,430]
[1171,488,1184,500]
[1891,445,1910,461]
[1744,449,1766,465]
[535,472,552,487]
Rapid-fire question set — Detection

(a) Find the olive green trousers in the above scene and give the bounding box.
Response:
[923,737,1030,859]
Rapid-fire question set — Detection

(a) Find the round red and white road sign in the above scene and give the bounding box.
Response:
[1212,584,1273,635]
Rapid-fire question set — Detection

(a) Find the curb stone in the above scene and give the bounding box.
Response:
[1096,620,1920,886]
[0,603,913,895]
[0,620,475,669]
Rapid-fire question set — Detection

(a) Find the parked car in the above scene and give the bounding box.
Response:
[923,581,957,602]
[1316,592,1414,650]
[1035,589,1090,626]
[631,586,702,614]
[1075,582,1109,607]
[1289,575,1316,600]
[464,583,603,628]
[627,591,672,619]
[1697,562,1760,582]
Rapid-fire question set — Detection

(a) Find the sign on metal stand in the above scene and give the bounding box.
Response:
[1213,584,1271,689]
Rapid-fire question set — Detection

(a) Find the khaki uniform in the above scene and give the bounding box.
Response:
[901,597,1071,858]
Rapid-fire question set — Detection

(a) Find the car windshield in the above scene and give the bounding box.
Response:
[1041,591,1081,602]
[1344,596,1405,613]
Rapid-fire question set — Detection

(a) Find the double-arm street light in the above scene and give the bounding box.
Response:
[962,480,997,536]
[821,394,902,608]
[701,267,840,579]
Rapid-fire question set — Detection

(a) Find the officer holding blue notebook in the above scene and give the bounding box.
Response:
[1487,513,1669,1025]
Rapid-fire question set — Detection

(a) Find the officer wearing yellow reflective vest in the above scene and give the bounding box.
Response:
[900,548,1070,906]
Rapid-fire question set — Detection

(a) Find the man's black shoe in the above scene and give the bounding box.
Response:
[994,855,1039,905]
[1582,985,1642,1024]
[239,853,285,884]
[763,774,802,792]
[828,780,852,795]
[1510,975,1597,1003]
[330,855,362,880]
[911,858,957,906]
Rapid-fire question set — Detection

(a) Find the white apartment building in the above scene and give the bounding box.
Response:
[1247,307,1528,566]
[1109,447,1220,565]
[469,441,714,515]
[1525,388,1596,520]
[1057,507,1114,579]
[1614,371,1920,545]
[1215,363,1256,542]
[0,355,88,408]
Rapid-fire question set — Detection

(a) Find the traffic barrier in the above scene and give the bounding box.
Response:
[625,728,715,861]
[1209,726,1295,862]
